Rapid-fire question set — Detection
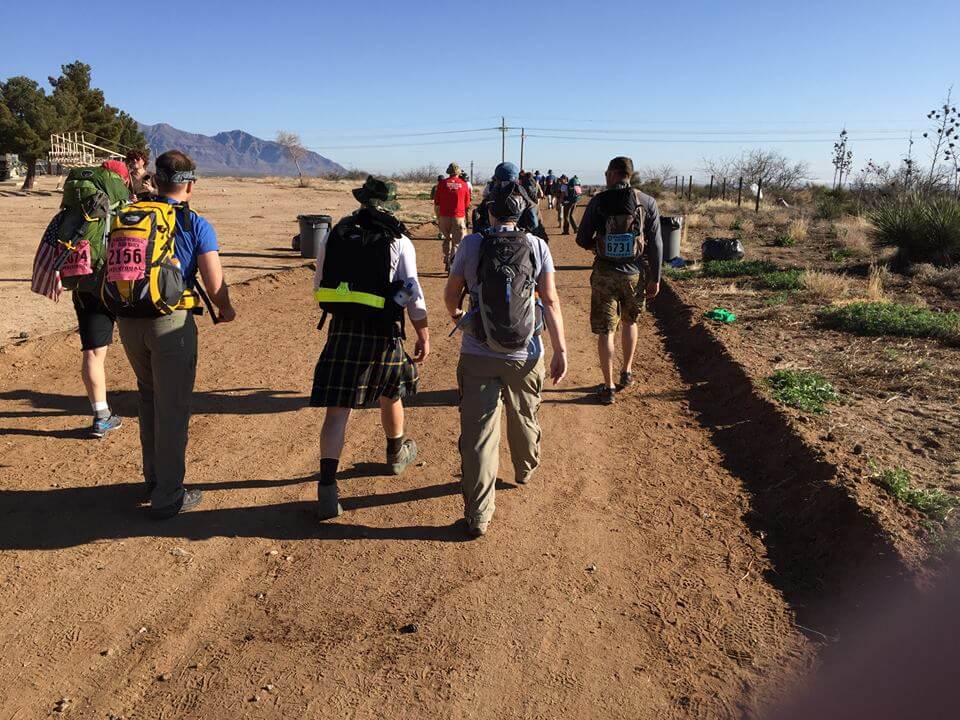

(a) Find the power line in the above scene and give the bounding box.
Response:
[523,127,914,136]
[524,133,911,144]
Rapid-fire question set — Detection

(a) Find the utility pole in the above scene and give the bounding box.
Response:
[520,128,526,171]
[469,160,474,185]
[500,116,507,163]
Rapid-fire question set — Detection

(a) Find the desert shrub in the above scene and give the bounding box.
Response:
[875,467,957,523]
[832,215,874,257]
[714,212,736,229]
[766,369,840,413]
[817,302,960,341]
[814,188,860,220]
[757,269,803,290]
[390,165,442,183]
[869,193,960,266]
[773,233,796,247]
[635,178,664,198]
[686,213,703,229]
[702,259,776,278]
[801,271,853,301]
[731,218,743,231]
[827,248,852,262]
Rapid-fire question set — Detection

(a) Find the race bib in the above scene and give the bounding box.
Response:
[604,233,635,259]
[107,235,148,282]
[60,239,93,278]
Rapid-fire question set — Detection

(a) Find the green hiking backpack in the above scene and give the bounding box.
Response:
[56,166,131,292]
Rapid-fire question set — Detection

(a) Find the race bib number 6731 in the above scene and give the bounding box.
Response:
[107,236,148,282]
[604,233,635,259]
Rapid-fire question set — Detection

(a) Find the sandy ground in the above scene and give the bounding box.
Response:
[0,184,828,718]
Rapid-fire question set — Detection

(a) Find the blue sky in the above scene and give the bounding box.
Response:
[2,0,956,183]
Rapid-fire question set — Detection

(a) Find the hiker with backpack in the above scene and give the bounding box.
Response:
[106,150,236,518]
[473,162,548,242]
[575,156,662,405]
[311,176,430,521]
[554,174,568,224]
[434,163,471,273]
[543,170,556,209]
[444,188,567,538]
[30,162,133,437]
[561,174,583,235]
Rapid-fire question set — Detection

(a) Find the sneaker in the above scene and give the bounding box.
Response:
[598,386,616,406]
[515,472,533,485]
[90,414,122,439]
[616,371,634,391]
[149,488,202,519]
[317,483,342,521]
[387,439,418,476]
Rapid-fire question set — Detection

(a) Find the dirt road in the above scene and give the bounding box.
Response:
[0,200,815,718]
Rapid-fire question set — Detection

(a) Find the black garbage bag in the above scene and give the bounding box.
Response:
[702,237,744,261]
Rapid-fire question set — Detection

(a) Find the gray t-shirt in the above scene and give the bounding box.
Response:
[451,229,555,361]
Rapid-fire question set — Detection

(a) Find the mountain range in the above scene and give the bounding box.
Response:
[138,122,345,177]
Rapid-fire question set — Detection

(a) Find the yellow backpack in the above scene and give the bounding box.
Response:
[101,201,211,318]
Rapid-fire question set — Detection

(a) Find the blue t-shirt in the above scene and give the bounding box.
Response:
[450,229,555,361]
[158,197,219,281]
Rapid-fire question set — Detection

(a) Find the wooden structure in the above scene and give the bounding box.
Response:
[48,132,124,169]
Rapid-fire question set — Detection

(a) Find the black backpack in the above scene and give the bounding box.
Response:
[314,208,405,334]
[594,186,646,262]
[468,229,539,353]
[473,183,549,243]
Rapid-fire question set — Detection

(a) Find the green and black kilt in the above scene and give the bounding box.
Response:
[310,316,419,409]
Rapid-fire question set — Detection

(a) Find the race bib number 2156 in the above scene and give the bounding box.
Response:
[107,236,148,282]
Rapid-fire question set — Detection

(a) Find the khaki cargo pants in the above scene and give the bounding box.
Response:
[118,311,198,510]
[457,353,545,525]
[437,215,466,263]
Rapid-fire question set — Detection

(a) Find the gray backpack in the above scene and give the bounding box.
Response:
[470,229,539,353]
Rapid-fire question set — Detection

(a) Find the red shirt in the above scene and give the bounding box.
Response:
[435,175,471,218]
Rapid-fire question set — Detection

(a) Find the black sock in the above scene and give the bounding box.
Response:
[386,435,405,455]
[319,458,339,486]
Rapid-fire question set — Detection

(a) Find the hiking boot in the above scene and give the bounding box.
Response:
[616,371,634,391]
[149,489,202,519]
[598,386,616,406]
[467,519,489,538]
[387,439,418,476]
[317,483,342,521]
[516,472,533,485]
[144,480,157,502]
[90,414,122,439]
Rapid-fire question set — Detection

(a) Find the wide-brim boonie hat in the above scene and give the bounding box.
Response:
[352,175,400,211]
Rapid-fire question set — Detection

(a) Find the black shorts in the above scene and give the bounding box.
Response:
[72,291,115,351]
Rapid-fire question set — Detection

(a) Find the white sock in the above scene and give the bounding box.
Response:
[92,401,110,419]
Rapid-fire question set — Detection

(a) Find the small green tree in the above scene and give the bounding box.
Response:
[0,76,59,189]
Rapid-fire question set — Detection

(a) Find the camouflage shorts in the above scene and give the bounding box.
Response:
[589,265,646,334]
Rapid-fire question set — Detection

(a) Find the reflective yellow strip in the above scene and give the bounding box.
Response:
[313,282,385,309]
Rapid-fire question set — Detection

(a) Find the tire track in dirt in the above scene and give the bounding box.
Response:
[1,212,814,719]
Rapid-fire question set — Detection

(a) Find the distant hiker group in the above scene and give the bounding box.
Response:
[31,151,661,537]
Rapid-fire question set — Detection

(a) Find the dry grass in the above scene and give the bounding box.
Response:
[714,212,736,229]
[834,215,874,257]
[686,213,703,229]
[866,264,888,302]
[788,217,809,242]
[697,198,739,212]
[801,270,854,302]
[913,263,960,292]
[738,218,755,235]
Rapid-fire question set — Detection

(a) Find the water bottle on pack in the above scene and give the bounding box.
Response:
[393,279,417,307]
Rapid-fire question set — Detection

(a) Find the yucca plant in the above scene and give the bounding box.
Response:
[869,193,960,266]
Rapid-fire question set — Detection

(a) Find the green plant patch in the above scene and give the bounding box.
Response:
[827,247,852,262]
[763,291,791,307]
[877,467,957,523]
[702,259,777,278]
[757,269,803,291]
[765,369,840,413]
[773,233,796,247]
[731,218,743,231]
[817,302,960,341]
[664,267,695,281]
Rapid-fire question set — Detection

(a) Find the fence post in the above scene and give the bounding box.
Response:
[675,176,679,196]
[687,175,693,200]
[737,176,743,206]
[709,175,714,199]
[755,177,762,213]
[721,177,727,200]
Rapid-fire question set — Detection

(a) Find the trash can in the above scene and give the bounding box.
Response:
[297,214,332,259]
[660,215,683,262]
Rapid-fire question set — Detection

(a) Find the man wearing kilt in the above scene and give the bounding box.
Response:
[310,177,430,520]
